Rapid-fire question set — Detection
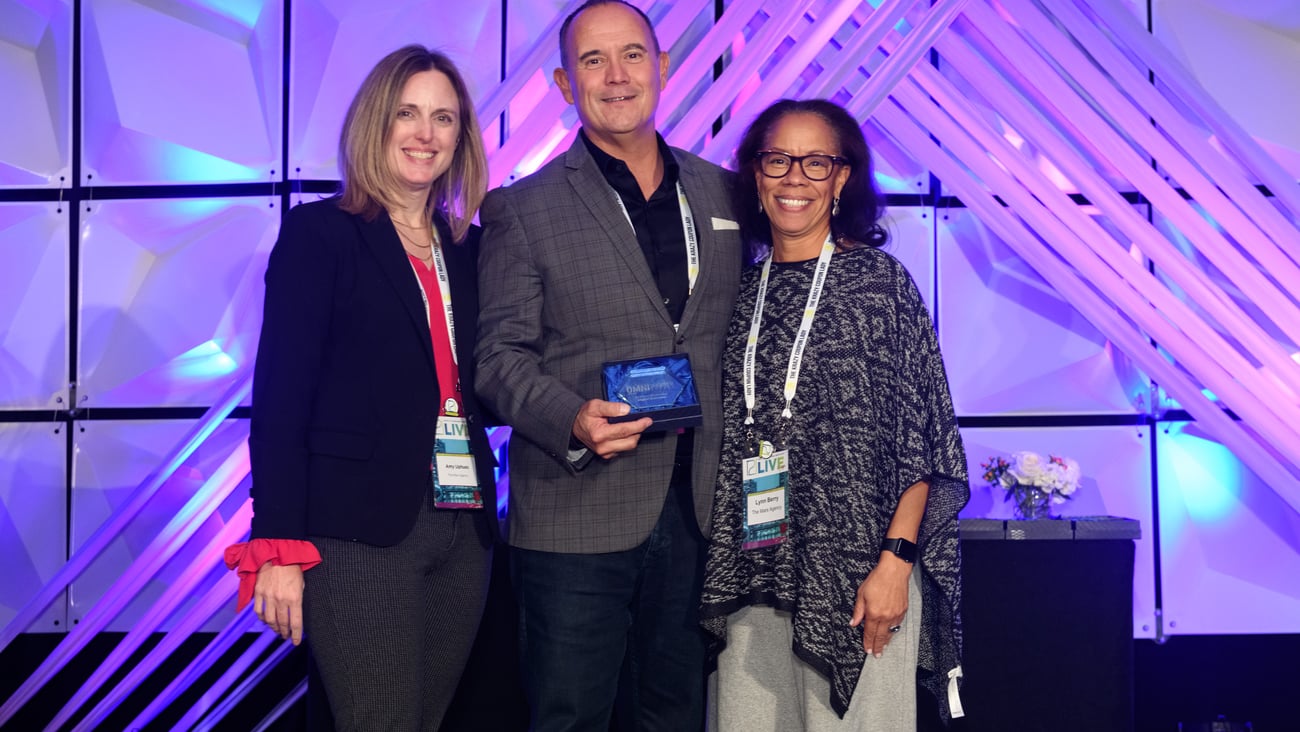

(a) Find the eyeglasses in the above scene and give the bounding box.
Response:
[755,151,848,181]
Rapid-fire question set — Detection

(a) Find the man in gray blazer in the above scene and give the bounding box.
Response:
[475,1,742,729]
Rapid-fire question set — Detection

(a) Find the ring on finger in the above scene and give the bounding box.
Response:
[888,625,902,633]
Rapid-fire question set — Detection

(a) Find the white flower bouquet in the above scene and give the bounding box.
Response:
[981,451,1081,519]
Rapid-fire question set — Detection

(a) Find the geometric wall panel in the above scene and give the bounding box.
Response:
[937,209,1152,416]
[81,0,282,184]
[0,203,69,409]
[960,424,1158,638]
[933,56,1138,195]
[76,198,276,407]
[831,11,928,193]
[0,423,68,632]
[502,0,575,151]
[1153,0,1300,180]
[1108,0,1151,24]
[494,1,932,194]
[1156,421,1300,635]
[864,121,930,195]
[880,206,935,318]
[681,0,929,193]
[1149,206,1297,384]
[0,0,72,187]
[69,419,249,632]
[289,0,503,180]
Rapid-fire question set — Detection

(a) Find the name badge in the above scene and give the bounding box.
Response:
[433,416,482,509]
[741,443,788,550]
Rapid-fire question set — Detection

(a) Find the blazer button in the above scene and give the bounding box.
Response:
[676,335,686,345]
[467,414,476,424]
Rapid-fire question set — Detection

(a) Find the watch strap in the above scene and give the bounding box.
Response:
[881,536,918,564]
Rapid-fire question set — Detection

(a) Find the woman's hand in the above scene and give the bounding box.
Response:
[253,562,305,645]
[849,552,912,657]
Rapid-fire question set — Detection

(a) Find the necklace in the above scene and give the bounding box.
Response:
[397,229,433,249]
[392,218,429,230]
[393,221,433,247]
[395,229,434,263]
[391,212,441,263]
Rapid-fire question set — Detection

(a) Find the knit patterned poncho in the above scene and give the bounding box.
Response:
[700,246,969,721]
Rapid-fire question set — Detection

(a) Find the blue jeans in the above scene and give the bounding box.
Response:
[512,477,706,732]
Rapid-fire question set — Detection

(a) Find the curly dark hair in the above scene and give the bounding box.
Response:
[733,99,888,263]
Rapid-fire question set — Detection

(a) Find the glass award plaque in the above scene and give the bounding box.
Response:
[601,353,702,432]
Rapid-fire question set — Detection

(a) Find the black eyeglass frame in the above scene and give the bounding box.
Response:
[754,150,850,181]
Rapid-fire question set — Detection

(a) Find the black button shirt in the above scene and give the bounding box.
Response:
[582,130,689,324]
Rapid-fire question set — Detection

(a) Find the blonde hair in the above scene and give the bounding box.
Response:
[337,45,487,243]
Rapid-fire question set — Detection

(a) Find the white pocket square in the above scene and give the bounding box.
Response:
[711,217,739,230]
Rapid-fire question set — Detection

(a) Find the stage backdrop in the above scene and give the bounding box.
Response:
[1,0,1298,728]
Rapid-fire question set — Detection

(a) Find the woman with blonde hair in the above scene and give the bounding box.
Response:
[225,45,495,730]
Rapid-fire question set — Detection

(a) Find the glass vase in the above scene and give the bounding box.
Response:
[1012,485,1054,520]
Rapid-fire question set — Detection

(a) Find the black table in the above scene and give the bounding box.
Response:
[955,517,1139,732]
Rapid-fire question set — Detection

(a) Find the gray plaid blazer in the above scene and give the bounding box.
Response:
[475,136,742,553]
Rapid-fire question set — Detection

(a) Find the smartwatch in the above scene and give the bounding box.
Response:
[880,537,918,564]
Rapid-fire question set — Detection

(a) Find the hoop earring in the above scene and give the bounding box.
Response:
[832,197,840,217]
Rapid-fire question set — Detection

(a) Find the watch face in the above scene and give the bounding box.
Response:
[884,537,917,563]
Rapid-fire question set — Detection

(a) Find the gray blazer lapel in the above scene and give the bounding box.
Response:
[565,141,675,330]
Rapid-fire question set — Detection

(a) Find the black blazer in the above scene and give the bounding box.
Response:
[249,198,496,546]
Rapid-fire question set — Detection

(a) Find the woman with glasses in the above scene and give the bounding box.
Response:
[700,99,969,731]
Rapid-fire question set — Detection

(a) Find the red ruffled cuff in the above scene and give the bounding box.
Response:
[223,538,322,612]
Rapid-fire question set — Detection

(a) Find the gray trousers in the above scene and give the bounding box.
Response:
[709,572,922,731]
[306,503,492,732]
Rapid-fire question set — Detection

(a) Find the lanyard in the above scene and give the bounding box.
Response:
[428,234,457,365]
[743,235,836,427]
[409,227,461,413]
[610,180,699,296]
